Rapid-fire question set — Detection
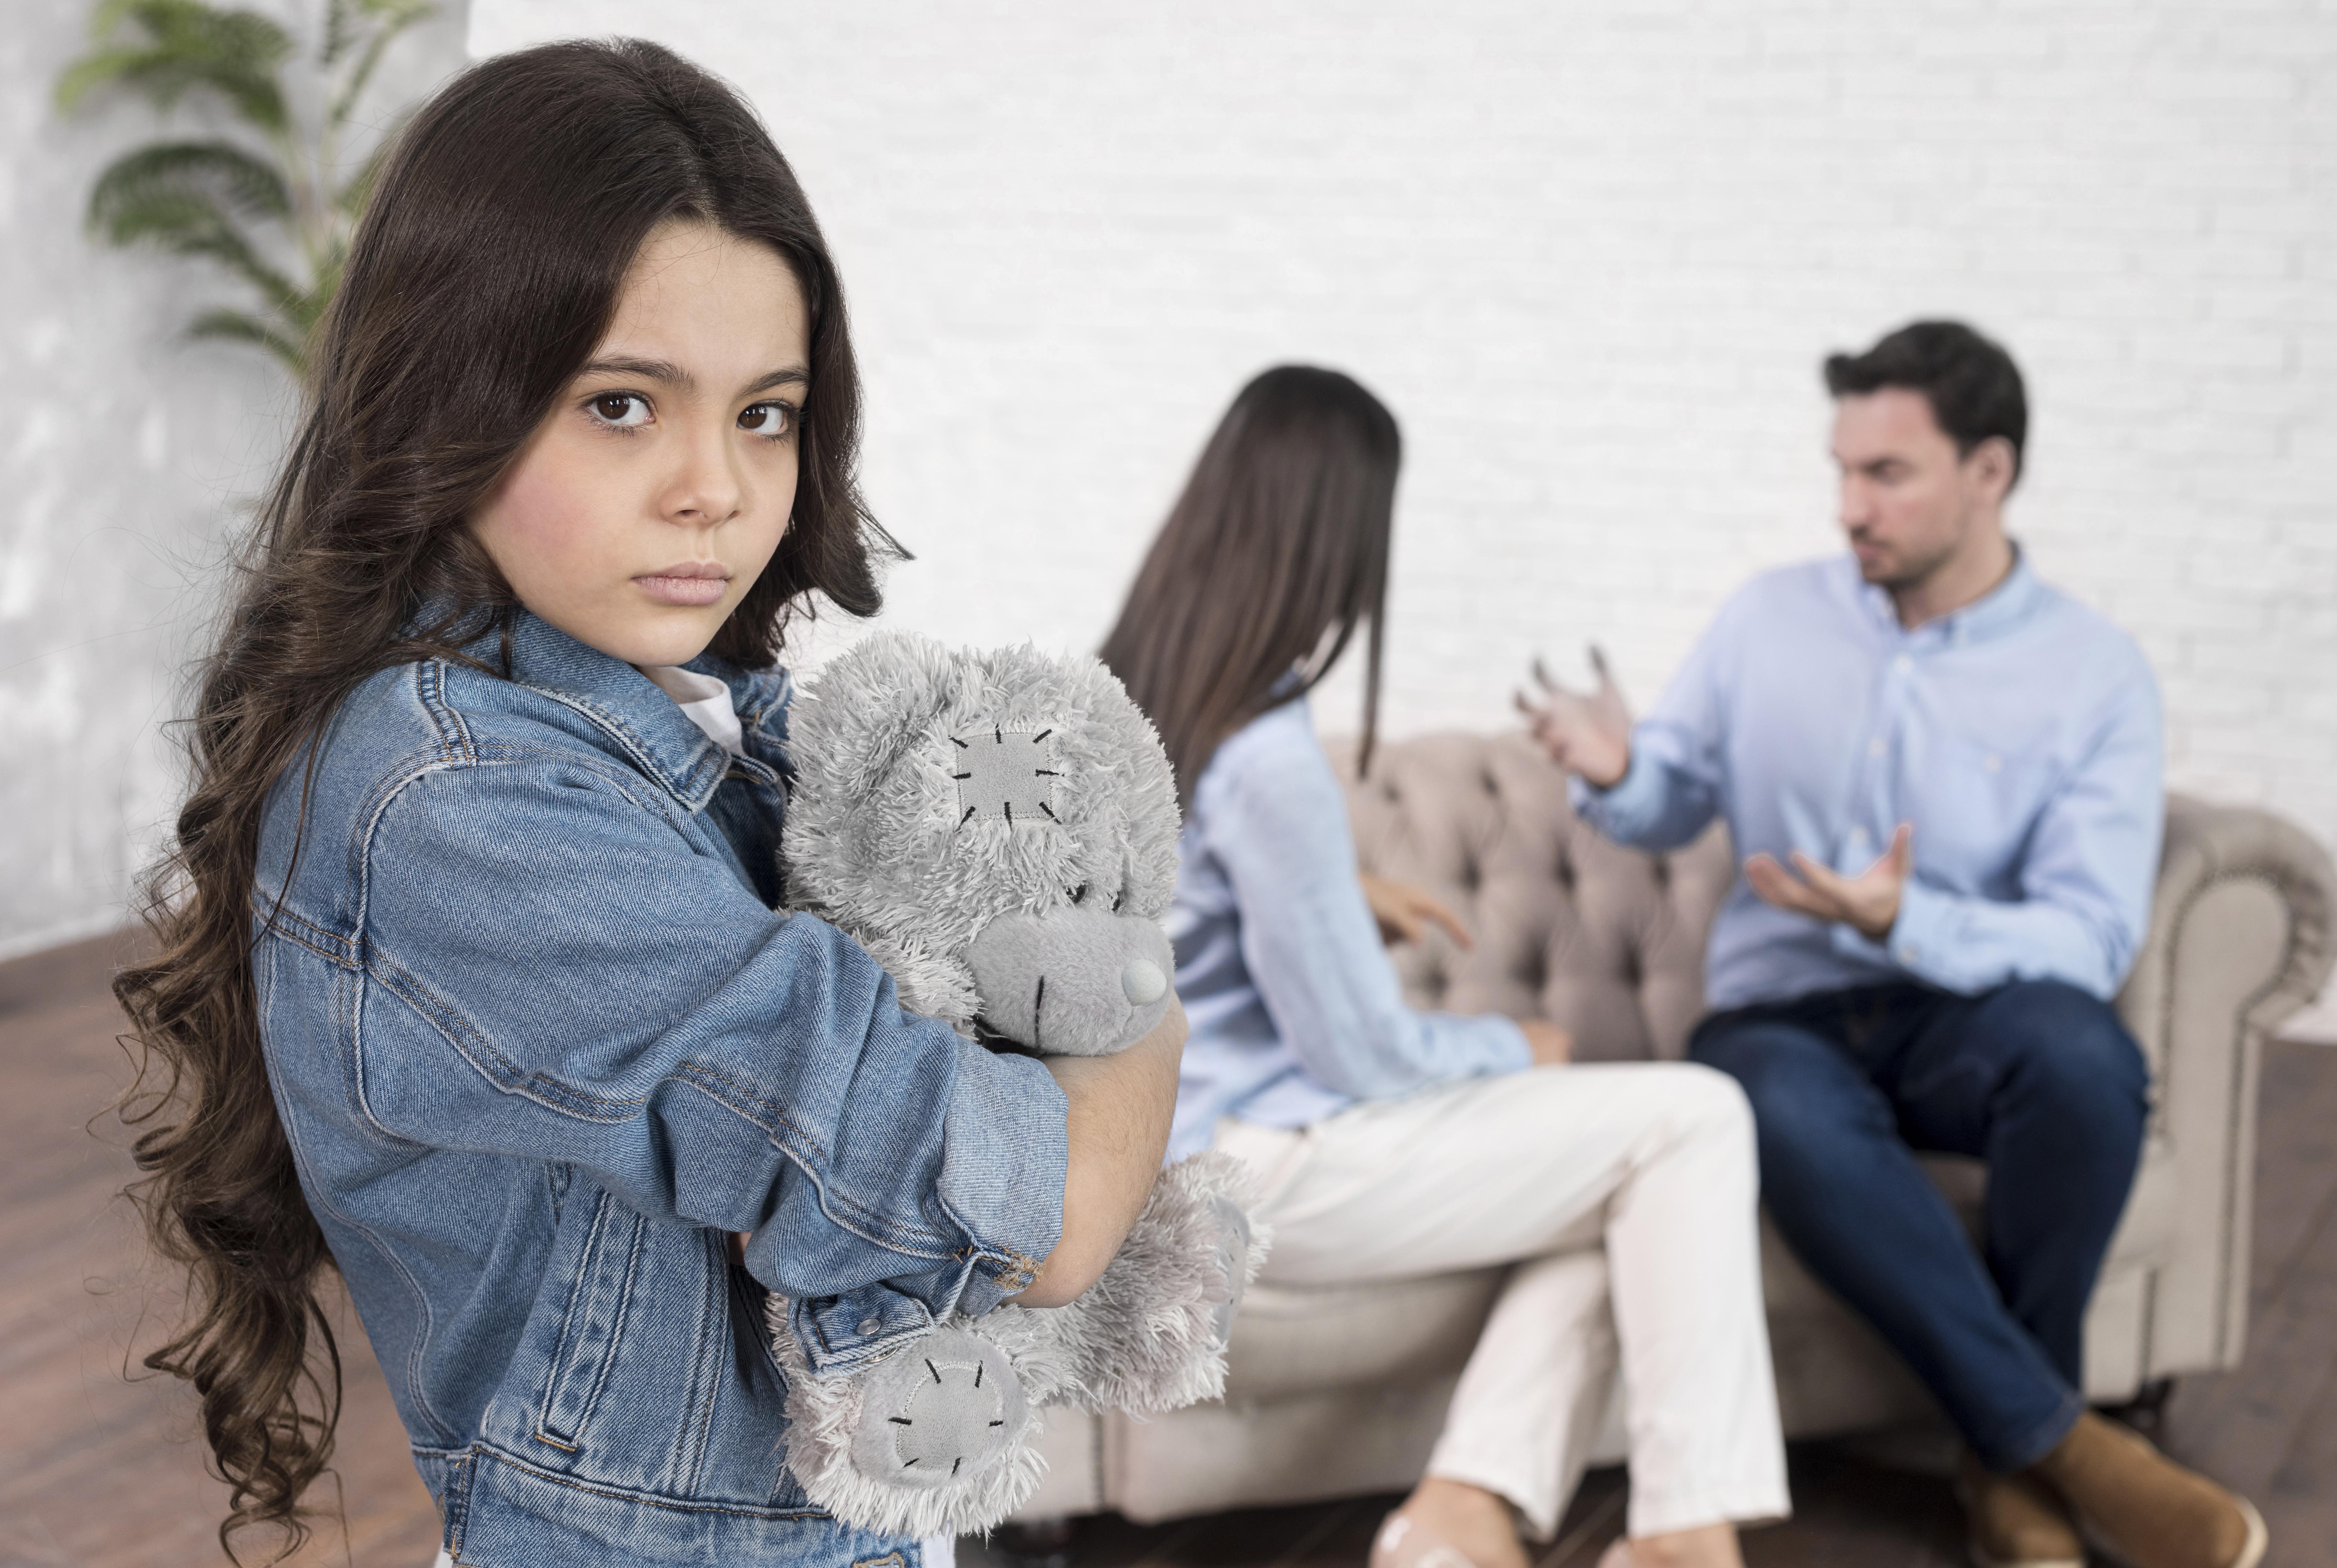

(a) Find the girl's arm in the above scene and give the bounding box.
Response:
[344,756,1070,1332]
[1013,994,1187,1308]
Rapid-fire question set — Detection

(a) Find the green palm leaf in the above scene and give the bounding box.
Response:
[187,306,306,373]
[56,0,293,134]
[88,169,300,312]
[328,0,430,128]
[59,0,433,375]
[90,139,290,221]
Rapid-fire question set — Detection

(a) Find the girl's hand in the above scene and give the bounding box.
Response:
[1360,873,1475,950]
[1013,994,1188,1309]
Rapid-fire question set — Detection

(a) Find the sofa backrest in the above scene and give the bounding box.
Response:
[1328,731,1733,1061]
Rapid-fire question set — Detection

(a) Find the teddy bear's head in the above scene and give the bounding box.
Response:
[782,632,1182,1057]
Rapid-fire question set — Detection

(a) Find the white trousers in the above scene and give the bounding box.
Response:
[1214,1063,1790,1540]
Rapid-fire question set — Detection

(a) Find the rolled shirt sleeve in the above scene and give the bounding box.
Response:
[353,756,1066,1345]
[1201,714,1532,1099]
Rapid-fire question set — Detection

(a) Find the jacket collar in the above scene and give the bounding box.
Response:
[488,611,790,812]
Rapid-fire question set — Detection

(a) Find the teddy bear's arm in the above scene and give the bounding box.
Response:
[1022,1150,1271,1414]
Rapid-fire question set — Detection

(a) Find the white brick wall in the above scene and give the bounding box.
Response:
[7,2,2331,967]
[467,0,2336,870]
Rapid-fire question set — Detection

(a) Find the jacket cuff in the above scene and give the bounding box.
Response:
[933,1037,1067,1307]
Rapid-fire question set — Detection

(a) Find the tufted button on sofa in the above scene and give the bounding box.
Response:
[1014,731,2337,1525]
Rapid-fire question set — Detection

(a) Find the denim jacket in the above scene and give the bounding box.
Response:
[252,612,1068,1567]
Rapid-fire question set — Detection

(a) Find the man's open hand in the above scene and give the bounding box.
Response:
[1360,873,1475,951]
[1517,647,1633,788]
[1743,823,1912,943]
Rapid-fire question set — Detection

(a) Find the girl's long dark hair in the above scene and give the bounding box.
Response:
[1100,365,1400,805]
[110,39,890,1562]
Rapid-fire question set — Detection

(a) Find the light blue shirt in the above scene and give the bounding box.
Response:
[1165,698,1533,1162]
[1576,553,2164,1014]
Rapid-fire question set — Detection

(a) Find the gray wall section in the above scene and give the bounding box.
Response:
[0,3,470,959]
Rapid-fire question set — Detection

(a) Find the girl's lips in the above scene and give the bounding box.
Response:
[634,573,731,607]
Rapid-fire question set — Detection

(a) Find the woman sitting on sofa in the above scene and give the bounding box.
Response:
[1099,366,1789,1568]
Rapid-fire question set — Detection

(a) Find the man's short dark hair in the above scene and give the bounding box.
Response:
[1824,320,2028,486]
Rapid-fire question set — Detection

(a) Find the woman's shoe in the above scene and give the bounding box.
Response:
[1955,1450,2083,1568]
[1370,1512,1485,1568]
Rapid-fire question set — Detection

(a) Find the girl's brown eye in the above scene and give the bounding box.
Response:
[739,402,792,437]
[589,392,649,427]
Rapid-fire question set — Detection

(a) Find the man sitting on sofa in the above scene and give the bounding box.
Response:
[1521,320,2264,1568]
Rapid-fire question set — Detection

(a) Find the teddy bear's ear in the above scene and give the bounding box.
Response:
[782,631,973,919]
[790,631,966,806]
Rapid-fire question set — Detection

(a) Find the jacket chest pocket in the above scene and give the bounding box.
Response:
[534,1189,649,1452]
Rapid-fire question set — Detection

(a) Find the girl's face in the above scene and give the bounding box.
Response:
[472,220,811,668]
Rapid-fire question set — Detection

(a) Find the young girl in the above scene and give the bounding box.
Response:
[1100,367,1789,1568]
[113,40,1182,1568]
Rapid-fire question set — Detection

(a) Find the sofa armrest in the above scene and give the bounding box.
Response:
[2121,794,2336,1070]
[2109,794,2337,1375]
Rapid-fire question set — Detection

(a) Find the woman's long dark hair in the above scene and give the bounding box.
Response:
[110,40,890,1562]
[1100,365,1400,805]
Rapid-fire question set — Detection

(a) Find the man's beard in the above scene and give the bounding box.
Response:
[1852,532,1958,591]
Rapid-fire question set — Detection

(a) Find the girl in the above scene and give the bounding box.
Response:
[1099,367,1789,1568]
[113,40,1182,1568]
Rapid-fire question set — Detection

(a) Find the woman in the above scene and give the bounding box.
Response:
[1100,367,1787,1568]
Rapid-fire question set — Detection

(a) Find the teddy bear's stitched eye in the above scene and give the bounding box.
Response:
[1069,883,1090,905]
[1112,888,1124,913]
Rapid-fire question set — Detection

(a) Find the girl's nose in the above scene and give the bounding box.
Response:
[665,437,743,524]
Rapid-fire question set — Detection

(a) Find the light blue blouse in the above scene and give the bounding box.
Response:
[1165,697,1532,1162]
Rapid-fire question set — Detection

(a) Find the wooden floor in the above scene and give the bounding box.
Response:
[4,930,2333,1567]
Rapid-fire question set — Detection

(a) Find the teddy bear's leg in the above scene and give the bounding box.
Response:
[766,1301,1070,1537]
[1037,1150,1272,1414]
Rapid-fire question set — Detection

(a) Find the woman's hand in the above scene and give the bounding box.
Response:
[1012,993,1188,1309]
[1519,1019,1574,1067]
[1360,873,1475,950]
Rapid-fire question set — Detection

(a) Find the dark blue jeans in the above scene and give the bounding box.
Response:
[1689,979,2149,1470]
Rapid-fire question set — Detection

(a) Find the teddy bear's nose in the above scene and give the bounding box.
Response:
[1121,959,1168,1005]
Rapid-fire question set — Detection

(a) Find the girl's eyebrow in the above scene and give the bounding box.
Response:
[578,357,810,398]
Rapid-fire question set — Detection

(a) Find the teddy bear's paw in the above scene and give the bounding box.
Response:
[846,1330,1026,1488]
[1041,1150,1273,1414]
[771,1316,1057,1538]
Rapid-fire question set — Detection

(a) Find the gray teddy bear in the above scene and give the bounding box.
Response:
[766,631,1268,1538]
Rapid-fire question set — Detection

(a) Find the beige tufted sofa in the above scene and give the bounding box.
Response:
[1013,732,2337,1525]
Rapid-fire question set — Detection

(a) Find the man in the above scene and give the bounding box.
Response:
[1523,321,2264,1568]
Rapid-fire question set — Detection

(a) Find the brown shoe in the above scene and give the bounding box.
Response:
[2032,1412,2268,1568]
[1957,1450,2083,1568]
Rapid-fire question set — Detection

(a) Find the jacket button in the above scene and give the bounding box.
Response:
[857,1318,881,1335]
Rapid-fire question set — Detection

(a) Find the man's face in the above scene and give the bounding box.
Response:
[1831,388,2007,589]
